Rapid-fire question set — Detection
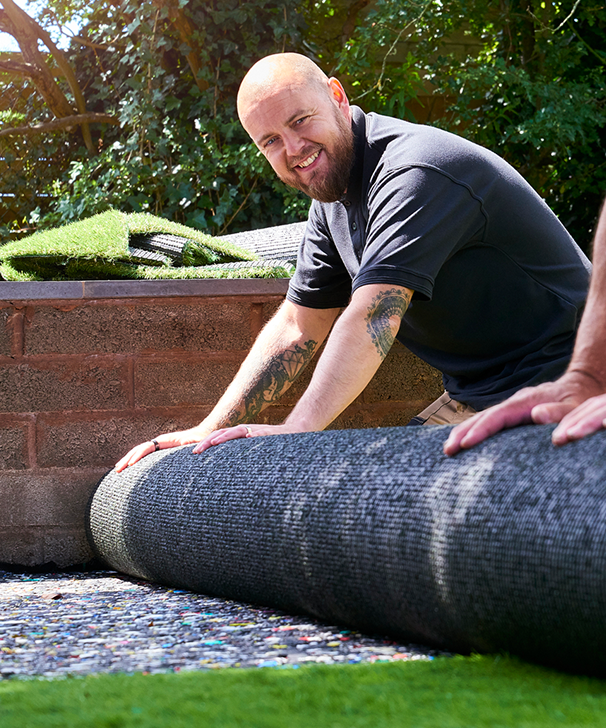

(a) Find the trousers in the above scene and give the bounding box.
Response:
[408,390,477,426]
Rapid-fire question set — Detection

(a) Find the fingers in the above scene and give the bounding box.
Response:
[193,424,252,454]
[115,425,214,472]
[444,381,606,455]
[191,423,295,454]
[442,415,481,456]
[551,394,606,446]
[115,441,155,472]
[530,401,576,425]
[443,398,534,456]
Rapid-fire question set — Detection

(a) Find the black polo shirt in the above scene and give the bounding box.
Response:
[286,107,591,410]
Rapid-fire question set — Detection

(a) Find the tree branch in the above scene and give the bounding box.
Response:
[0,0,96,153]
[0,1,73,115]
[66,34,112,50]
[0,58,40,77]
[0,112,119,138]
[527,0,582,33]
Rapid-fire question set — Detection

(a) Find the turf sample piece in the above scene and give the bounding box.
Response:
[87,424,606,676]
[0,211,294,281]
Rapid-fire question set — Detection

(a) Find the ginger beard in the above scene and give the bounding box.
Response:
[277,106,354,203]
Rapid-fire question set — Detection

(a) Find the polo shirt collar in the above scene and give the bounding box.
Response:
[341,106,367,206]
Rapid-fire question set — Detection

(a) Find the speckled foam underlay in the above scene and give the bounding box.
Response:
[87,423,606,676]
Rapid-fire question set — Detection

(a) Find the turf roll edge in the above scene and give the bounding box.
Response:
[86,424,606,675]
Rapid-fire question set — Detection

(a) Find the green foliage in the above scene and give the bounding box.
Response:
[1,0,311,239]
[324,0,606,252]
[1,0,605,254]
[429,1,606,250]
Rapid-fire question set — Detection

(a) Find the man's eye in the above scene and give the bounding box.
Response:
[295,116,308,125]
[264,137,277,147]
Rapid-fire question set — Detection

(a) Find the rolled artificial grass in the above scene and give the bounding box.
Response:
[1,656,606,727]
[0,211,293,281]
[88,424,606,676]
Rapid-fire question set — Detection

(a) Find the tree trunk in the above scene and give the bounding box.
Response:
[0,0,96,153]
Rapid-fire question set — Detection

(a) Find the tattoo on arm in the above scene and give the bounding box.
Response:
[365,288,411,359]
[224,339,318,425]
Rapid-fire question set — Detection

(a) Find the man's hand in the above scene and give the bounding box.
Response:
[192,422,307,453]
[115,425,210,472]
[443,371,605,456]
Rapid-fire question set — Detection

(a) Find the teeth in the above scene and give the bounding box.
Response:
[298,151,319,168]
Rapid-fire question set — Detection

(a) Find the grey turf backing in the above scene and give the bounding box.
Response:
[221,221,306,262]
[87,424,606,675]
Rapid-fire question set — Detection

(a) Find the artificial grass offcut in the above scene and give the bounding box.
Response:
[0,210,294,281]
[1,656,606,727]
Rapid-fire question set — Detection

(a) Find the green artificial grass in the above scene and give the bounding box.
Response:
[0,211,288,281]
[1,655,606,727]
[0,209,129,263]
[0,259,295,282]
[137,263,296,280]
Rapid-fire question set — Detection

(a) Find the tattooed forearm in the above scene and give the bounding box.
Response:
[223,339,318,425]
[365,288,411,359]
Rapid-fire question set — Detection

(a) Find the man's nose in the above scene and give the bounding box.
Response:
[282,130,306,158]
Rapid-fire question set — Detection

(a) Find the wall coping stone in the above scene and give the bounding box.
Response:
[0,277,290,302]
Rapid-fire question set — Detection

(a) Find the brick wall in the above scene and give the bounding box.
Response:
[0,278,443,567]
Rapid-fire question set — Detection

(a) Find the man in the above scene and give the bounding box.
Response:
[116,53,590,471]
[444,196,606,455]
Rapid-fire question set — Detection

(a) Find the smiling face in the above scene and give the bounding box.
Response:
[238,57,354,203]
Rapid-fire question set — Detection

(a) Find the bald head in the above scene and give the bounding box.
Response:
[237,53,331,131]
[236,53,354,203]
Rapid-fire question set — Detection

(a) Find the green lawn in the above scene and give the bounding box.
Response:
[1,655,606,727]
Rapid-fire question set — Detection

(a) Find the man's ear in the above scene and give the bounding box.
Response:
[328,77,351,118]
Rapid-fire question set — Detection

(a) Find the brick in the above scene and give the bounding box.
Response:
[0,358,130,413]
[0,469,105,529]
[24,300,253,355]
[0,283,452,570]
[0,305,12,356]
[0,422,29,469]
[0,526,93,567]
[0,527,44,566]
[330,401,434,430]
[43,528,94,567]
[135,358,242,407]
[244,405,292,426]
[37,410,211,468]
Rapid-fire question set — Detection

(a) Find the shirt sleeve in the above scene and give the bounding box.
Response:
[287,202,353,309]
[352,164,488,301]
